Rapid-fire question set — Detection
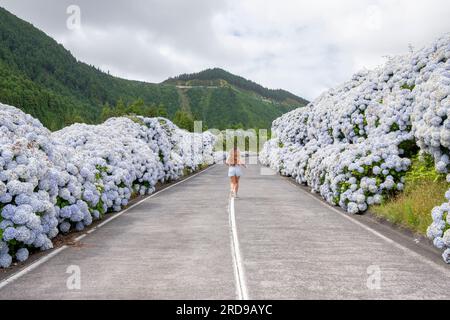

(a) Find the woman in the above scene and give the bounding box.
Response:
[226,146,246,198]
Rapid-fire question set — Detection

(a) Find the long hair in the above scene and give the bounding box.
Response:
[227,147,241,165]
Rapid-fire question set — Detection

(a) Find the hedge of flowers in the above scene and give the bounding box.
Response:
[261,34,450,263]
[0,105,216,267]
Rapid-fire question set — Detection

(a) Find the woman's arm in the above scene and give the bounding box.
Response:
[237,151,246,167]
[225,152,231,166]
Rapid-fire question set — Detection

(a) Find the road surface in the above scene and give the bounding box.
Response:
[0,163,449,299]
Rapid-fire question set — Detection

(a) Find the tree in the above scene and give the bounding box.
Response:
[173,110,194,132]
[129,98,145,115]
[101,102,112,121]
[115,99,127,116]
[157,104,168,117]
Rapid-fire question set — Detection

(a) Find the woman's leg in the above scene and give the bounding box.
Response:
[234,176,239,194]
[230,177,235,194]
[235,176,240,196]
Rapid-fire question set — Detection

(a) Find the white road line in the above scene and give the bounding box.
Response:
[228,196,249,300]
[0,246,68,290]
[0,165,215,290]
[286,179,450,277]
[74,234,87,242]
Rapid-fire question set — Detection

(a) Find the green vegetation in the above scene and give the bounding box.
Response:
[101,99,195,131]
[371,154,449,234]
[101,99,169,121]
[212,128,270,154]
[400,83,416,91]
[0,8,307,131]
[173,110,195,131]
[182,85,295,130]
[389,122,400,132]
[164,68,309,105]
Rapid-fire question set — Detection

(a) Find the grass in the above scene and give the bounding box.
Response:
[371,154,449,235]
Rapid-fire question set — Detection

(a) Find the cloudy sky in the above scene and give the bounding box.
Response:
[1,0,449,100]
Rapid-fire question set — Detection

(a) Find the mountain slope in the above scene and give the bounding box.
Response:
[164,68,309,106]
[0,7,180,130]
[0,7,308,130]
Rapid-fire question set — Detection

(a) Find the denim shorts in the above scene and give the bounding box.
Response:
[228,166,243,177]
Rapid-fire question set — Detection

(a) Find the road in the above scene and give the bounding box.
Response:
[0,163,449,299]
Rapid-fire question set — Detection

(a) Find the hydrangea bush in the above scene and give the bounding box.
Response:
[0,105,216,267]
[261,34,450,263]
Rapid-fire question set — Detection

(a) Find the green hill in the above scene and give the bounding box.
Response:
[164,68,309,106]
[0,7,308,131]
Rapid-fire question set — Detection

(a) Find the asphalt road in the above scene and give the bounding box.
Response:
[0,163,449,299]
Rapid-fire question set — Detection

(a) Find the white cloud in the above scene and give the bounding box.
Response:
[1,0,449,100]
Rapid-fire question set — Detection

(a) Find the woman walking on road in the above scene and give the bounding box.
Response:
[226,145,246,198]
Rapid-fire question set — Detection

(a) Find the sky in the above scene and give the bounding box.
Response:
[1,0,449,100]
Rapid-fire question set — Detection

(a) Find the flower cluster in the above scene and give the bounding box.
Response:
[0,106,216,267]
[261,33,450,262]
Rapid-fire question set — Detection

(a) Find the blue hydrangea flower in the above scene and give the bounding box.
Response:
[0,193,12,204]
[15,226,32,242]
[3,227,16,242]
[75,221,84,232]
[0,100,218,267]
[1,204,16,220]
[0,253,12,268]
[12,204,33,225]
[59,221,71,233]
[15,248,29,262]
[433,237,445,249]
[59,206,72,218]
[33,233,47,247]
[0,220,13,229]
[442,249,450,264]
[69,205,84,222]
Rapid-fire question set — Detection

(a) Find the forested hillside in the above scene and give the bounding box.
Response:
[0,7,307,131]
[164,68,309,105]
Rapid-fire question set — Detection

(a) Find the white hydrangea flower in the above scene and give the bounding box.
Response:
[261,33,450,262]
[0,103,216,267]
